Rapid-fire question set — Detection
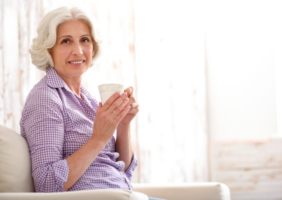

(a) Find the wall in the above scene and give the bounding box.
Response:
[211,139,282,200]
[205,1,280,141]
[206,2,282,200]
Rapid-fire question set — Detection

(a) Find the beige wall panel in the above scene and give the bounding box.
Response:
[1,0,45,132]
[211,139,282,200]
[2,0,20,131]
[0,0,4,125]
[215,168,282,182]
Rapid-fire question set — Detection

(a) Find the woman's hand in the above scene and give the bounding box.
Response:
[119,86,139,126]
[92,92,131,144]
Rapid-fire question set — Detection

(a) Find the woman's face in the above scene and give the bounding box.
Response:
[51,19,93,81]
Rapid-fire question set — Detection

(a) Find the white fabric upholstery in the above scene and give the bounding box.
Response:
[133,183,231,200]
[0,189,148,200]
[0,125,35,192]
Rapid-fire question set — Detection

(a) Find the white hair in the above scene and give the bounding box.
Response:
[29,7,102,71]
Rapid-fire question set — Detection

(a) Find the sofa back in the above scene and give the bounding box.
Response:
[0,125,35,192]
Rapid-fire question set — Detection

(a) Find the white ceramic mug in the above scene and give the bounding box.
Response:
[98,84,124,105]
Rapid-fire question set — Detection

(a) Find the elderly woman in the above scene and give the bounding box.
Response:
[20,7,139,193]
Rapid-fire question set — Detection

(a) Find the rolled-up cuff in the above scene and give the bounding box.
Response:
[125,152,138,182]
[53,159,69,192]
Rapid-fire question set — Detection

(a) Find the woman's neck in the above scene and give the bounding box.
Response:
[55,69,83,99]
[66,80,82,98]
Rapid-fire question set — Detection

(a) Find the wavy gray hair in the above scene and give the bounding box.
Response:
[29,7,101,71]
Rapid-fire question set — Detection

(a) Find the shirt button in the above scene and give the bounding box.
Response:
[107,146,111,150]
[120,171,124,175]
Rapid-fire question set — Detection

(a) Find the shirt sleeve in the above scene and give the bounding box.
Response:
[125,152,138,182]
[21,87,69,193]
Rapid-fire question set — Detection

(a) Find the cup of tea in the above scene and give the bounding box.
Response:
[98,84,124,105]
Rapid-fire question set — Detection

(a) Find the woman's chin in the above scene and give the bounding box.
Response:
[62,68,88,79]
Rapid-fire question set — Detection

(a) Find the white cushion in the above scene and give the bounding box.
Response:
[133,183,231,200]
[0,189,148,200]
[0,125,35,192]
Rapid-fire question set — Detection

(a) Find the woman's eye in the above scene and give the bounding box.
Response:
[62,39,70,44]
[82,38,90,42]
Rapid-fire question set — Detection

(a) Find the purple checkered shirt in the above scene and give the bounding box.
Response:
[20,67,137,193]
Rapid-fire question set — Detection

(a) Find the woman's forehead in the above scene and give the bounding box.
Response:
[57,20,91,38]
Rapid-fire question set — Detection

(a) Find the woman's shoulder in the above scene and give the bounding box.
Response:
[20,77,66,138]
[24,77,63,109]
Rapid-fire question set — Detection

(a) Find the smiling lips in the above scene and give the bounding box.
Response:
[68,60,85,64]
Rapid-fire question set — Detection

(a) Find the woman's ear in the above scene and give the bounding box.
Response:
[48,48,53,56]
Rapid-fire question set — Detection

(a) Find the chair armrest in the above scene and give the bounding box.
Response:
[132,182,230,200]
[0,189,148,200]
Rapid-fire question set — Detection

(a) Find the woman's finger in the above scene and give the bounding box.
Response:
[124,86,133,98]
[95,102,103,115]
[106,92,127,114]
[101,92,121,111]
[128,106,139,115]
[130,102,138,108]
[129,96,136,105]
[116,106,131,121]
[111,97,129,118]
[125,95,136,108]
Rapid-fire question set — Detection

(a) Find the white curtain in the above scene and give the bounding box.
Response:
[0,0,208,183]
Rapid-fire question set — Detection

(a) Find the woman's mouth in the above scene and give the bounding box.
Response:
[68,60,85,64]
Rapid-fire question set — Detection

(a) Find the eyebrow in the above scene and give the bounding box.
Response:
[58,34,91,40]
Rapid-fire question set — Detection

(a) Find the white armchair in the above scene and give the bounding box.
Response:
[0,125,230,200]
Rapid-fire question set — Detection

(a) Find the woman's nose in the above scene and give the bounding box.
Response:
[72,42,83,55]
